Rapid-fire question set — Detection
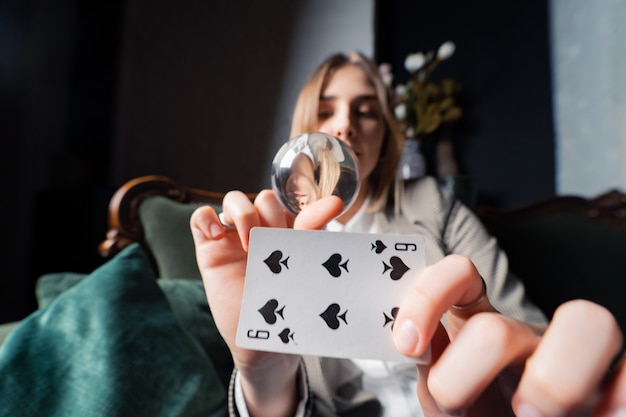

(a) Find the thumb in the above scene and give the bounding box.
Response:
[293,196,344,230]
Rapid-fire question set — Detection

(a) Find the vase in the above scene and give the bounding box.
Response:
[399,137,426,180]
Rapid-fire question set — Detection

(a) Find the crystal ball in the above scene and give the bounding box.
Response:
[271,132,360,217]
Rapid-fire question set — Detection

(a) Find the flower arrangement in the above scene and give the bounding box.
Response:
[380,41,462,139]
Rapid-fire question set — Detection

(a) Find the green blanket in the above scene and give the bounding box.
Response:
[0,244,232,417]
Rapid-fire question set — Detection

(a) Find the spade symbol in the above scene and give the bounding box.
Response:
[263,250,290,273]
[382,256,410,281]
[258,299,285,324]
[319,303,348,330]
[322,253,349,277]
[278,328,295,344]
[371,239,387,254]
[383,307,400,330]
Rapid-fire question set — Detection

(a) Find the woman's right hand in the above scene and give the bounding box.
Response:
[190,189,343,417]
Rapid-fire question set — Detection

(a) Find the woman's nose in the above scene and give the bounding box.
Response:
[334,115,354,140]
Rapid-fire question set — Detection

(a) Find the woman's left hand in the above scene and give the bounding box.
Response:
[392,255,625,416]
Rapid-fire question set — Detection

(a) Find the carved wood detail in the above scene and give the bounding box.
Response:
[98,175,254,258]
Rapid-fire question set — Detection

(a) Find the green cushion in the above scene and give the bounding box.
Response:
[36,272,87,308]
[0,322,19,345]
[33,265,233,391]
[488,212,626,332]
[139,196,219,279]
[0,244,231,417]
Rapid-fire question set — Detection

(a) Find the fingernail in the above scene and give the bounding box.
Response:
[394,320,419,354]
[515,402,544,417]
[210,221,224,238]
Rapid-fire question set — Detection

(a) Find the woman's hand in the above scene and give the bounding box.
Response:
[190,190,343,417]
[393,255,625,416]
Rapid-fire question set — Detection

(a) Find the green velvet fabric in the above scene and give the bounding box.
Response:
[139,196,216,280]
[0,244,231,417]
[486,212,626,332]
[0,322,19,346]
[36,272,87,308]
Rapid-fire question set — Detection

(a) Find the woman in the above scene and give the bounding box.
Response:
[191,52,625,417]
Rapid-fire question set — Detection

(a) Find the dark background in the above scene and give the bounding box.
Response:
[375,1,554,207]
[1,0,554,323]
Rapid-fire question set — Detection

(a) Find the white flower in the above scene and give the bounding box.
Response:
[381,72,393,87]
[394,104,407,120]
[379,63,392,75]
[379,63,393,87]
[404,53,426,73]
[437,41,456,60]
[395,84,407,97]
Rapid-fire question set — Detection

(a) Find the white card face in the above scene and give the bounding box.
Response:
[235,227,430,363]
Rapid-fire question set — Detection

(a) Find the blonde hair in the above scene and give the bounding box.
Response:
[316,146,341,199]
[290,51,404,211]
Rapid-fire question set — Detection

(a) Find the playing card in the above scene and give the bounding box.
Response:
[235,227,430,363]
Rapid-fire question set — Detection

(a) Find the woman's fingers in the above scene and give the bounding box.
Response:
[222,190,262,251]
[394,254,625,415]
[191,204,245,268]
[512,300,623,417]
[254,189,292,229]
[220,191,341,248]
[190,203,223,243]
[190,201,249,337]
[395,254,539,413]
[294,195,344,230]
[427,312,542,412]
[393,254,496,357]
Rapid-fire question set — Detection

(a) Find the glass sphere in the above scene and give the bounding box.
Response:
[271,132,360,217]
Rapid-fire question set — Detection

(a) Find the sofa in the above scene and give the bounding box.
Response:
[0,175,625,416]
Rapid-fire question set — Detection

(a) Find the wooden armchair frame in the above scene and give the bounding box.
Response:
[98,175,254,258]
[475,189,626,232]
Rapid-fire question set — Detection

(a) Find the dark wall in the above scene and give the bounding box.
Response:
[111,1,301,194]
[1,1,122,323]
[375,0,555,207]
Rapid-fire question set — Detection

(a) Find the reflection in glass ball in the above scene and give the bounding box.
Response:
[271,132,360,217]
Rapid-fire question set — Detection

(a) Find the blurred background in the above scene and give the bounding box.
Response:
[2,0,625,323]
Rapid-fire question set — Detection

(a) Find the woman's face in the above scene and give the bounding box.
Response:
[316,64,385,188]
